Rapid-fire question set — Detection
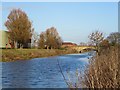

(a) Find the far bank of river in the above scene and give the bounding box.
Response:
[1,49,77,62]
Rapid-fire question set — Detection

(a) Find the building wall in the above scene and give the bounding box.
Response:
[0,30,11,48]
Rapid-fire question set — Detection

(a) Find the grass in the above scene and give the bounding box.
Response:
[1,49,76,62]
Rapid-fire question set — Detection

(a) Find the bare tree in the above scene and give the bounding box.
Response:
[5,9,33,48]
[32,31,39,48]
[107,32,120,46]
[88,31,104,51]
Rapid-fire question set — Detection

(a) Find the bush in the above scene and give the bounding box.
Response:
[82,46,120,88]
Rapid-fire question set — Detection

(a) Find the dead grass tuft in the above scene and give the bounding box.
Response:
[82,46,120,88]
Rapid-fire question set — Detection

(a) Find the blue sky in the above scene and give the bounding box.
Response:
[1,0,119,2]
[1,2,118,44]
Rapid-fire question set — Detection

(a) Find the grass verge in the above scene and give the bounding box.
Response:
[1,49,76,62]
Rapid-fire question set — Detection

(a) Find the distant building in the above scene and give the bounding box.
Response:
[0,30,31,49]
[61,42,77,48]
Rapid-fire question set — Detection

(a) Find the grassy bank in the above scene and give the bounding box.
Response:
[1,49,76,62]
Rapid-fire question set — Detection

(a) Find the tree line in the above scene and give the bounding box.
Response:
[88,30,120,53]
[5,9,120,49]
[5,9,62,49]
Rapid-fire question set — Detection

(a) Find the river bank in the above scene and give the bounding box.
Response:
[1,49,77,62]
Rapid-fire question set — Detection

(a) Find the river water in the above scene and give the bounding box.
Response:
[2,51,94,88]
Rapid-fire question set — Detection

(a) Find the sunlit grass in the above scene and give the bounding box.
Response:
[1,49,75,62]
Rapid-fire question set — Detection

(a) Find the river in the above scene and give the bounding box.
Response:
[2,51,94,88]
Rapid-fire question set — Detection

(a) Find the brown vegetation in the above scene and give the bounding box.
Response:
[82,46,120,88]
[5,9,33,48]
[65,45,120,89]
[1,49,76,62]
[38,27,62,49]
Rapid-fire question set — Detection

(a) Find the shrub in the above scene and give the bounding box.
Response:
[82,46,120,88]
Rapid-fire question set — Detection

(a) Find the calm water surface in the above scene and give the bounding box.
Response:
[2,52,94,88]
